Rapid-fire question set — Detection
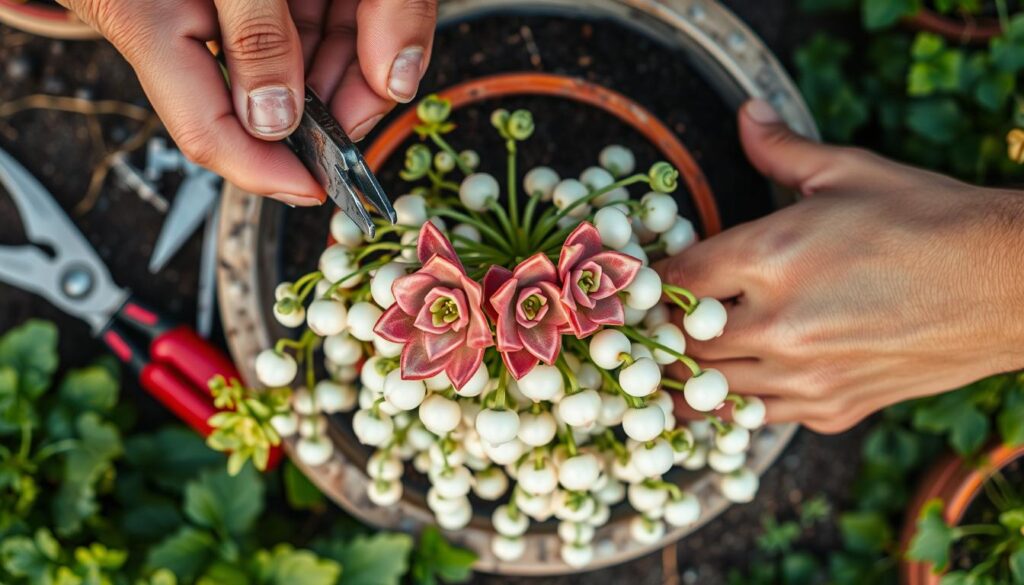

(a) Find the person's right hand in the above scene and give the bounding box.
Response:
[59,0,437,206]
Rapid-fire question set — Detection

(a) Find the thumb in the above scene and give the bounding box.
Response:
[738,99,841,194]
[356,0,438,103]
[215,0,305,140]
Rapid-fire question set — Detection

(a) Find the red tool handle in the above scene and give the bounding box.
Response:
[149,325,283,469]
[150,326,240,390]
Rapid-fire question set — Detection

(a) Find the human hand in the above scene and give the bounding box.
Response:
[59,0,437,206]
[656,100,1024,433]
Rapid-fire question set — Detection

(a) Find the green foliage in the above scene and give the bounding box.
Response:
[907,499,956,571]
[410,527,477,585]
[796,3,1024,183]
[0,320,472,585]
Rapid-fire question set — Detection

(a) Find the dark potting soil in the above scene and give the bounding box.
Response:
[0,2,867,584]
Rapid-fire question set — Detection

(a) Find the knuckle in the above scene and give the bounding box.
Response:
[402,0,438,21]
[174,123,217,168]
[226,14,293,63]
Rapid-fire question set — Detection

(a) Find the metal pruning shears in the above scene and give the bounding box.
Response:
[289,90,396,238]
[211,45,395,238]
[0,147,281,467]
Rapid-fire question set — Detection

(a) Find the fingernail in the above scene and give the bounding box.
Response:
[350,114,385,142]
[745,99,781,125]
[387,46,425,103]
[270,192,320,207]
[248,86,297,137]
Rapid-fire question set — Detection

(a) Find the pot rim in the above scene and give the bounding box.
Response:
[361,71,721,237]
[0,0,99,40]
[900,442,1024,584]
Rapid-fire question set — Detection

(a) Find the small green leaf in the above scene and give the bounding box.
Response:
[781,552,820,585]
[998,387,1024,446]
[906,499,956,572]
[862,0,919,30]
[1,533,51,579]
[906,99,962,144]
[250,544,341,585]
[412,527,476,585]
[315,532,413,585]
[0,319,58,399]
[57,365,119,414]
[146,527,218,583]
[839,511,893,554]
[283,462,325,511]
[999,509,1024,531]
[183,465,264,536]
[1009,549,1024,584]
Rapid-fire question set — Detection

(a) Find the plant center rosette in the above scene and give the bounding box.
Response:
[223,95,770,568]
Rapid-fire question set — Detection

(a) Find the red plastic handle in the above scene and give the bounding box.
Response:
[140,363,217,435]
[147,325,283,469]
[151,326,241,390]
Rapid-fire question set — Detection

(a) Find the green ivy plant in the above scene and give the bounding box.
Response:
[907,477,1024,583]
[0,320,476,585]
[795,1,1024,183]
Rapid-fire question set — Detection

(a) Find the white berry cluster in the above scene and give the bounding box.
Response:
[252,96,766,568]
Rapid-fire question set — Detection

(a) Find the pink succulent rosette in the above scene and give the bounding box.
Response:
[484,254,570,379]
[373,223,493,389]
[558,222,642,337]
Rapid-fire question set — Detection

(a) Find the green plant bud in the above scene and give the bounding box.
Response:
[400,144,432,180]
[490,108,510,133]
[648,161,679,193]
[460,149,480,171]
[506,109,535,140]
[434,150,456,173]
[416,94,452,125]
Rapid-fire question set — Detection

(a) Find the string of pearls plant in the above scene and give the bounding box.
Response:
[214,95,767,568]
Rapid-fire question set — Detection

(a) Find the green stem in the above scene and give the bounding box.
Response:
[506,139,520,249]
[431,208,514,255]
[429,133,471,175]
[953,525,1006,538]
[663,289,695,314]
[533,173,648,242]
[522,191,542,237]
[563,427,578,457]
[427,169,460,193]
[486,199,518,249]
[555,353,581,395]
[292,270,324,295]
[663,284,698,307]
[355,242,410,262]
[661,378,685,390]
[324,256,394,297]
[619,326,702,376]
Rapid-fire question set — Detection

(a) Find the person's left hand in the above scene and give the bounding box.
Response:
[656,100,1024,433]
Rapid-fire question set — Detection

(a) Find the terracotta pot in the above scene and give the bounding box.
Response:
[900,442,1024,584]
[0,0,98,39]
[905,8,1004,44]
[361,71,721,237]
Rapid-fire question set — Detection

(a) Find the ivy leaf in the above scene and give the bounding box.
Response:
[1009,549,1024,584]
[906,99,962,144]
[249,544,341,585]
[57,365,119,415]
[124,427,224,495]
[283,462,325,511]
[991,14,1024,73]
[146,527,218,583]
[839,511,893,554]
[911,389,990,454]
[411,527,476,585]
[314,532,413,585]
[0,320,58,399]
[906,499,956,572]
[0,320,58,433]
[998,386,1024,446]
[54,413,123,536]
[183,465,263,537]
[780,552,820,585]
[862,0,919,30]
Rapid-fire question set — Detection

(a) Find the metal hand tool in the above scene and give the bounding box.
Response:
[0,147,280,468]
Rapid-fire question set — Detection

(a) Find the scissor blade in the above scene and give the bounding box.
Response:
[149,170,220,273]
[343,146,396,224]
[0,148,91,253]
[326,165,376,238]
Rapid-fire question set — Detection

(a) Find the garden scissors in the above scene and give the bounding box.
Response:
[0,147,281,467]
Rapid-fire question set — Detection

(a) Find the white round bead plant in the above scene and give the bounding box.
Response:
[235,94,766,568]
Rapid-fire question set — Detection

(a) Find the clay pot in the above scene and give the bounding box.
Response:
[361,71,721,237]
[900,442,1024,584]
[0,0,98,39]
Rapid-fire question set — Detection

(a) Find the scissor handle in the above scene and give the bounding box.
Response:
[139,362,217,434]
[150,326,240,390]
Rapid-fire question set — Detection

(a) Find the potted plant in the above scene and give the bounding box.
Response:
[901,440,1024,583]
[207,74,783,571]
